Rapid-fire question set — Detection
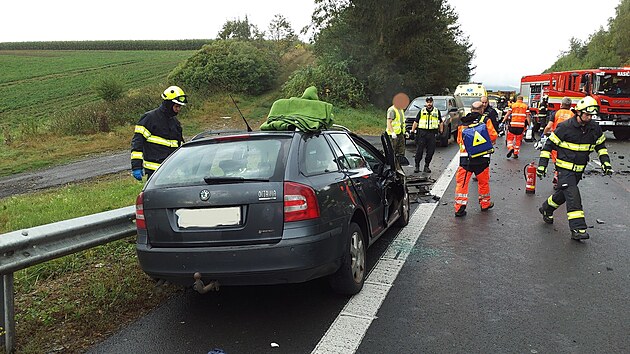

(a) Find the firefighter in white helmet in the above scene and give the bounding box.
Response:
[131,86,187,180]
[537,96,613,241]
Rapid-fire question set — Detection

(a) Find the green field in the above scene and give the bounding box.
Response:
[0,50,194,128]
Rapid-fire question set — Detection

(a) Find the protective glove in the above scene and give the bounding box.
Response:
[132,169,144,181]
[602,162,614,175]
[391,133,397,140]
[536,165,547,179]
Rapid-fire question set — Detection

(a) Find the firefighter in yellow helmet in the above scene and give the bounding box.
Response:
[537,96,613,241]
[131,86,187,180]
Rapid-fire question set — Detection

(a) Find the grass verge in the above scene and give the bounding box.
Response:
[0,173,181,353]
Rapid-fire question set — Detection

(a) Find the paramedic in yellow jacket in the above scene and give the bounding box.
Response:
[386,93,409,157]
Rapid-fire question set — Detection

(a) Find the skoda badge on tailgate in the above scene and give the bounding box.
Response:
[199,189,210,201]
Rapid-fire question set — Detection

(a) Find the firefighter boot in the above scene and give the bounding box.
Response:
[455,205,467,217]
[539,206,554,224]
[571,229,590,240]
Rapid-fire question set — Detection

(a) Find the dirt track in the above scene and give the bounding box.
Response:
[0,150,129,199]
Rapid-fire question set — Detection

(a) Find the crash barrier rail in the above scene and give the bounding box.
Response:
[0,206,136,353]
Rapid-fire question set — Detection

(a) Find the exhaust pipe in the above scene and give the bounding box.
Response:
[193,272,220,294]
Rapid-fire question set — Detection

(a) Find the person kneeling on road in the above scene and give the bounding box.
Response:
[454,101,498,217]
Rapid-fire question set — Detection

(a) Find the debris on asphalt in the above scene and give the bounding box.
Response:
[596,219,605,224]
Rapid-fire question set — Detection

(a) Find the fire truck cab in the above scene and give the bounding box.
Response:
[520,67,630,140]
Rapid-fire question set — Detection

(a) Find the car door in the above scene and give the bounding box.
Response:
[328,132,386,238]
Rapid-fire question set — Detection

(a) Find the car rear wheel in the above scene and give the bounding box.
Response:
[395,188,410,227]
[329,222,365,295]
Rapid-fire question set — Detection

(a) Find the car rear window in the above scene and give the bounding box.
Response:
[150,137,290,187]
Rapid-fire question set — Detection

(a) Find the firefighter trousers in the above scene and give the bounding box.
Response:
[454,164,491,212]
[541,169,587,230]
[415,129,437,167]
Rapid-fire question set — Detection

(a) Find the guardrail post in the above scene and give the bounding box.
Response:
[1,273,15,353]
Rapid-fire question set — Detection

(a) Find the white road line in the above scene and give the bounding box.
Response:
[312,151,460,354]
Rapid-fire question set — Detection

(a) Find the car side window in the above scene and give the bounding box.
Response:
[301,135,339,175]
[329,133,367,170]
[352,139,383,171]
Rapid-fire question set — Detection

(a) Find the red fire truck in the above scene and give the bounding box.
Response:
[520,67,630,140]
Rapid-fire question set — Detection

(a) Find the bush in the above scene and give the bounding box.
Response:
[282,59,367,108]
[93,76,126,102]
[168,40,279,95]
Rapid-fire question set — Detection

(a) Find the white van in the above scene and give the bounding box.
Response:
[454,82,487,97]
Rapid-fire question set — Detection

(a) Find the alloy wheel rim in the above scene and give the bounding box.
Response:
[350,230,365,283]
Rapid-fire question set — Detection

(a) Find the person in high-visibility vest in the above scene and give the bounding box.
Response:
[501,95,530,159]
[410,96,443,173]
[537,96,613,241]
[131,86,187,180]
[386,93,409,157]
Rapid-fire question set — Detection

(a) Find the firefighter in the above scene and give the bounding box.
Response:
[131,86,187,180]
[542,97,574,188]
[537,96,613,240]
[454,101,498,217]
[386,93,409,158]
[501,95,530,159]
[411,96,443,173]
[535,95,549,132]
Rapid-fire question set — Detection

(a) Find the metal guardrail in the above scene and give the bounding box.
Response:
[0,206,136,353]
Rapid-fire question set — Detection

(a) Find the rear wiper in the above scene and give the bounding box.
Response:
[203,176,269,184]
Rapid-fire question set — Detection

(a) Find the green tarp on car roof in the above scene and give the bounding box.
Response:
[260,86,334,132]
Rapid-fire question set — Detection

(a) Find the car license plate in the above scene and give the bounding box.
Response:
[176,207,241,228]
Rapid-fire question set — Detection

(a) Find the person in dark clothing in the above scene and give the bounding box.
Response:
[131,86,187,180]
[480,96,500,132]
[411,96,443,173]
[537,96,613,241]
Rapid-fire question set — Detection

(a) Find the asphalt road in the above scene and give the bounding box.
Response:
[83,133,629,354]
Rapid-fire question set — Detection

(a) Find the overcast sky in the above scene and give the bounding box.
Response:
[2,0,622,88]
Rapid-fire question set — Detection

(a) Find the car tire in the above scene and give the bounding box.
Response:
[329,222,366,295]
[395,188,410,227]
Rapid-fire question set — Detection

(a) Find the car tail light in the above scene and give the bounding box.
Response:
[135,192,146,230]
[283,181,320,222]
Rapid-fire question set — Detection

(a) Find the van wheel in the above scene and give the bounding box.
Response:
[395,188,410,227]
[329,222,365,295]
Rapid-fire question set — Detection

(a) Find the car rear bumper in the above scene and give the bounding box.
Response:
[136,226,345,287]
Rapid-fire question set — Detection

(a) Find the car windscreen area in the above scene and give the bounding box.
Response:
[150,137,290,187]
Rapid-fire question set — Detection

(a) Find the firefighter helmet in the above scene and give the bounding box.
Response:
[161,86,187,106]
[574,96,599,114]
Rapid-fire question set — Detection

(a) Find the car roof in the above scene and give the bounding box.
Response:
[186,125,356,144]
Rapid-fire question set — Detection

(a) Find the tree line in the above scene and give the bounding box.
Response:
[546,0,629,72]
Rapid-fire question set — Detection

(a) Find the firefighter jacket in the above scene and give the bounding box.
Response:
[507,100,528,128]
[537,101,549,122]
[386,105,405,135]
[538,116,610,173]
[551,109,573,131]
[131,103,184,172]
[457,112,498,169]
[416,107,441,130]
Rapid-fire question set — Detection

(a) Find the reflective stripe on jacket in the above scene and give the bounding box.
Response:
[509,101,528,128]
[131,105,184,171]
[538,116,610,172]
[418,107,440,130]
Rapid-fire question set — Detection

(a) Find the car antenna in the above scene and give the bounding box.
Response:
[229,94,253,132]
